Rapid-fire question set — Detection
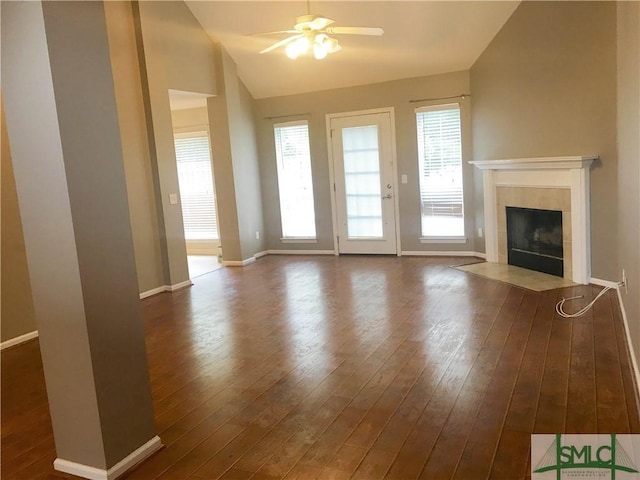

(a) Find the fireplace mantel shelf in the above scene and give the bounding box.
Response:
[469,156,598,171]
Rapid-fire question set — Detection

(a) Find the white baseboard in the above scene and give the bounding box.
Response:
[54,435,162,480]
[254,250,268,259]
[167,280,193,292]
[590,277,620,289]
[223,256,256,267]
[266,249,335,255]
[139,280,193,299]
[401,250,486,258]
[616,287,640,402]
[139,286,166,299]
[222,261,243,266]
[1,330,39,350]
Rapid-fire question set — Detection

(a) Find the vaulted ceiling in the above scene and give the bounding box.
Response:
[185,1,520,99]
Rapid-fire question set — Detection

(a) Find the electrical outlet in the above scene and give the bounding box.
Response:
[478,227,483,238]
[256,231,260,240]
[622,269,628,294]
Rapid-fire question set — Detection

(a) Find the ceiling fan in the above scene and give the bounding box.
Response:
[251,4,384,60]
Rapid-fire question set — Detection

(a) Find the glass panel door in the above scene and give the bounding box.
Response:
[331,112,397,255]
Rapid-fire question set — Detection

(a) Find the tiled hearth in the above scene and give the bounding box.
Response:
[471,156,597,284]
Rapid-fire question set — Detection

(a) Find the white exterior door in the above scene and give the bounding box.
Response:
[330,112,397,254]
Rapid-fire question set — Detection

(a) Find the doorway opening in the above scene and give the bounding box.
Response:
[327,108,400,255]
[169,90,222,279]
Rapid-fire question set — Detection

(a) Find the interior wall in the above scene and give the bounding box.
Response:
[104,1,164,294]
[254,71,473,253]
[230,74,265,258]
[208,46,265,262]
[134,0,218,284]
[1,95,37,343]
[171,106,209,131]
[617,2,640,362]
[470,1,618,281]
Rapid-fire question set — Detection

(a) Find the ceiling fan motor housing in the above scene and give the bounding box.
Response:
[294,14,334,32]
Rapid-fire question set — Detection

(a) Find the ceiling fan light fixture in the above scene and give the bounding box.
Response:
[327,36,341,54]
[285,36,311,59]
[254,9,381,59]
[313,41,329,60]
[285,42,300,59]
[296,36,311,53]
[312,33,338,60]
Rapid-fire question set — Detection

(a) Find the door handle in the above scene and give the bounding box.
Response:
[382,193,392,200]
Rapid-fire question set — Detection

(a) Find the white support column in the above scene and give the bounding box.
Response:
[483,170,499,262]
[570,167,591,284]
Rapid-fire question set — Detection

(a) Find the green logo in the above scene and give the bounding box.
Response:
[533,434,639,479]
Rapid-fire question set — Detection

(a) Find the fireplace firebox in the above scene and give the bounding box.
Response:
[506,206,563,277]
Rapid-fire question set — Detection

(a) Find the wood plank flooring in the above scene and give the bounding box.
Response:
[2,255,639,480]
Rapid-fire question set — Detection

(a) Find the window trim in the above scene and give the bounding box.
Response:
[280,237,318,244]
[420,236,467,244]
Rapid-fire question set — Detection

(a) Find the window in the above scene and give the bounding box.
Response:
[274,121,316,238]
[416,104,464,237]
[174,132,219,240]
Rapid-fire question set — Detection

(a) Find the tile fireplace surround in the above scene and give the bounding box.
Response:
[470,156,597,285]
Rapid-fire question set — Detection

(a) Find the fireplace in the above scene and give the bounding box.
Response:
[506,206,563,277]
[470,156,597,284]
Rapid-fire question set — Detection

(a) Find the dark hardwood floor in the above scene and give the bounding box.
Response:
[2,256,639,480]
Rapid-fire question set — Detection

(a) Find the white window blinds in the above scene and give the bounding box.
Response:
[174,133,219,240]
[274,121,317,238]
[416,104,464,237]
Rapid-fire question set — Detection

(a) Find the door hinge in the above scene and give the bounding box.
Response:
[333,183,336,192]
[330,129,334,138]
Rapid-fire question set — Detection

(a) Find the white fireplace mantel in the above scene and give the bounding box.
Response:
[471,156,597,171]
[470,156,597,284]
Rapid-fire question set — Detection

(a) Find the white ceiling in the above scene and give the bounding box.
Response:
[185,1,520,99]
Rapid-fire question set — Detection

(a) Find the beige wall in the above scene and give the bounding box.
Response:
[208,46,265,262]
[230,74,265,258]
[617,2,640,361]
[135,0,214,286]
[171,106,209,131]
[104,1,164,294]
[136,1,263,269]
[208,49,242,262]
[1,96,37,343]
[254,71,474,253]
[470,1,618,280]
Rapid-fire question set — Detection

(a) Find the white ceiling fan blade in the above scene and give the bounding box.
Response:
[309,16,334,30]
[249,30,299,37]
[259,34,303,54]
[325,26,384,36]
